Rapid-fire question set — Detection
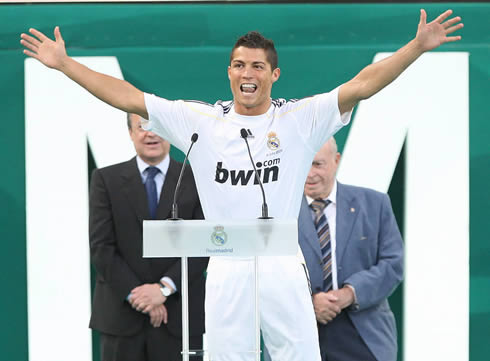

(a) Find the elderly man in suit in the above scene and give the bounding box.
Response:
[89,113,208,361]
[298,137,404,361]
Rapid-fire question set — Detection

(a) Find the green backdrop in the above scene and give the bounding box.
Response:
[1,3,489,361]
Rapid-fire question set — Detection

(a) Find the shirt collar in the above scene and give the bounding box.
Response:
[306,180,337,206]
[229,100,275,122]
[136,154,170,177]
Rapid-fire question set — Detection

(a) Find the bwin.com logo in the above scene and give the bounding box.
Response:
[215,158,281,186]
[211,225,228,246]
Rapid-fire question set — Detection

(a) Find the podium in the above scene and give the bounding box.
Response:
[143,218,298,361]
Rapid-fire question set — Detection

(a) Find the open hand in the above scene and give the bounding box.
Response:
[20,26,68,70]
[415,9,463,52]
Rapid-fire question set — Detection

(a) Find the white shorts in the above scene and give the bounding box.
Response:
[205,255,321,361]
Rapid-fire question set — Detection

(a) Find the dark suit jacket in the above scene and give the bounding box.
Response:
[299,182,404,361]
[89,156,208,338]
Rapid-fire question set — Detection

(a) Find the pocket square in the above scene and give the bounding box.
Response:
[360,236,367,240]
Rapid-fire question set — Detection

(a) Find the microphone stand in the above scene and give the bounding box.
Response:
[240,128,272,220]
[240,128,273,361]
[168,133,198,221]
[167,133,198,361]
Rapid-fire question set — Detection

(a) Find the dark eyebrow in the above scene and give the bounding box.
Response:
[231,60,266,66]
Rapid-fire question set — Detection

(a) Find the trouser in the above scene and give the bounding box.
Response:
[100,322,203,361]
[319,311,377,361]
[205,256,321,361]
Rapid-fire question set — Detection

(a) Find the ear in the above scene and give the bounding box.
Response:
[227,65,231,80]
[271,67,281,83]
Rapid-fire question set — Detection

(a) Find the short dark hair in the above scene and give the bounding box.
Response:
[230,31,278,70]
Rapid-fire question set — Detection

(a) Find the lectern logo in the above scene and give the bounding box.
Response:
[211,225,228,246]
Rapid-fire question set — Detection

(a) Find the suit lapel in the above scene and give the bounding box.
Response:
[156,158,180,220]
[299,196,323,261]
[335,182,359,266]
[121,157,149,223]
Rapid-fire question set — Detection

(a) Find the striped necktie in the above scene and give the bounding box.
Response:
[310,199,333,291]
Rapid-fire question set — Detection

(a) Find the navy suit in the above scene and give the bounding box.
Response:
[298,182,404,361]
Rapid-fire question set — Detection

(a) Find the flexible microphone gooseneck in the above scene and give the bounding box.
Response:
[240,128,272,219]
[168,133,199,221]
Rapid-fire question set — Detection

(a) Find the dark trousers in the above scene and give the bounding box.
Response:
[319,311,377,361]
[100,322,203,361]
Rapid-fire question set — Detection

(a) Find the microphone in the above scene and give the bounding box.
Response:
[240,128,272,219]
[168,133,199,221]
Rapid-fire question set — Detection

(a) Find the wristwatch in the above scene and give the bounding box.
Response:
[160,285,172,297]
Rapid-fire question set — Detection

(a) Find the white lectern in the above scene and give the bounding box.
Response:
[143,218,298,361]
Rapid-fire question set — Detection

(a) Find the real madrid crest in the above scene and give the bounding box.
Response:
[267,131,280,150]
[211,225,228,246]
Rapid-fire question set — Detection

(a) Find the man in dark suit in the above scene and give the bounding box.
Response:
[299,137,404,361]
[89,113,208,361]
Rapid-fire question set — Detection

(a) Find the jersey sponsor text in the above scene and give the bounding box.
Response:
[215,158,280,186]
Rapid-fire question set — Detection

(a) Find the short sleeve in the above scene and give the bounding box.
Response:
[295,86,352,153]
[143,93,199,152]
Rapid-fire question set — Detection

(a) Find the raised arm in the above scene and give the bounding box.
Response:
[338,9,463,114]
[20,26,148,119]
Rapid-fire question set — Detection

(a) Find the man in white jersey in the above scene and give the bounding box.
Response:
[21,9,463,360]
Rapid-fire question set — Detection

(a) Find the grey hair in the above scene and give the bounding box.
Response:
[327,137,338,154]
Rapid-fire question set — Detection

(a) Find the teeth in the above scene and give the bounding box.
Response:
[241,83,257,92]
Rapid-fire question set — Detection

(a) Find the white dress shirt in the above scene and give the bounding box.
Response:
[136,154,177,292]
[136,154,170,202]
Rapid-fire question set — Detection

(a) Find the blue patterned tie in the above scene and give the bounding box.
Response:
[310,199,333,291]
[145,166,160,219]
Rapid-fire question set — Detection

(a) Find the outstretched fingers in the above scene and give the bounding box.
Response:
[419,9,427,26]
[22,49,39,60]
[54,26,63,42]
[443,16,462,29]
[20,38,38,53]
[20,33,41,59]
[445,23,464,36]
[20,33,42,47]
[433,9,453,24]
[28,28,48,42]
[444,35,463,44]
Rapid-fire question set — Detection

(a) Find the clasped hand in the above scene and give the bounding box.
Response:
[129,283,166,318]
[313,287,355,325]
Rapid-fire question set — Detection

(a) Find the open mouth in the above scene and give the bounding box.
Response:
[146,141,159,146]
[240,83,257,93]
